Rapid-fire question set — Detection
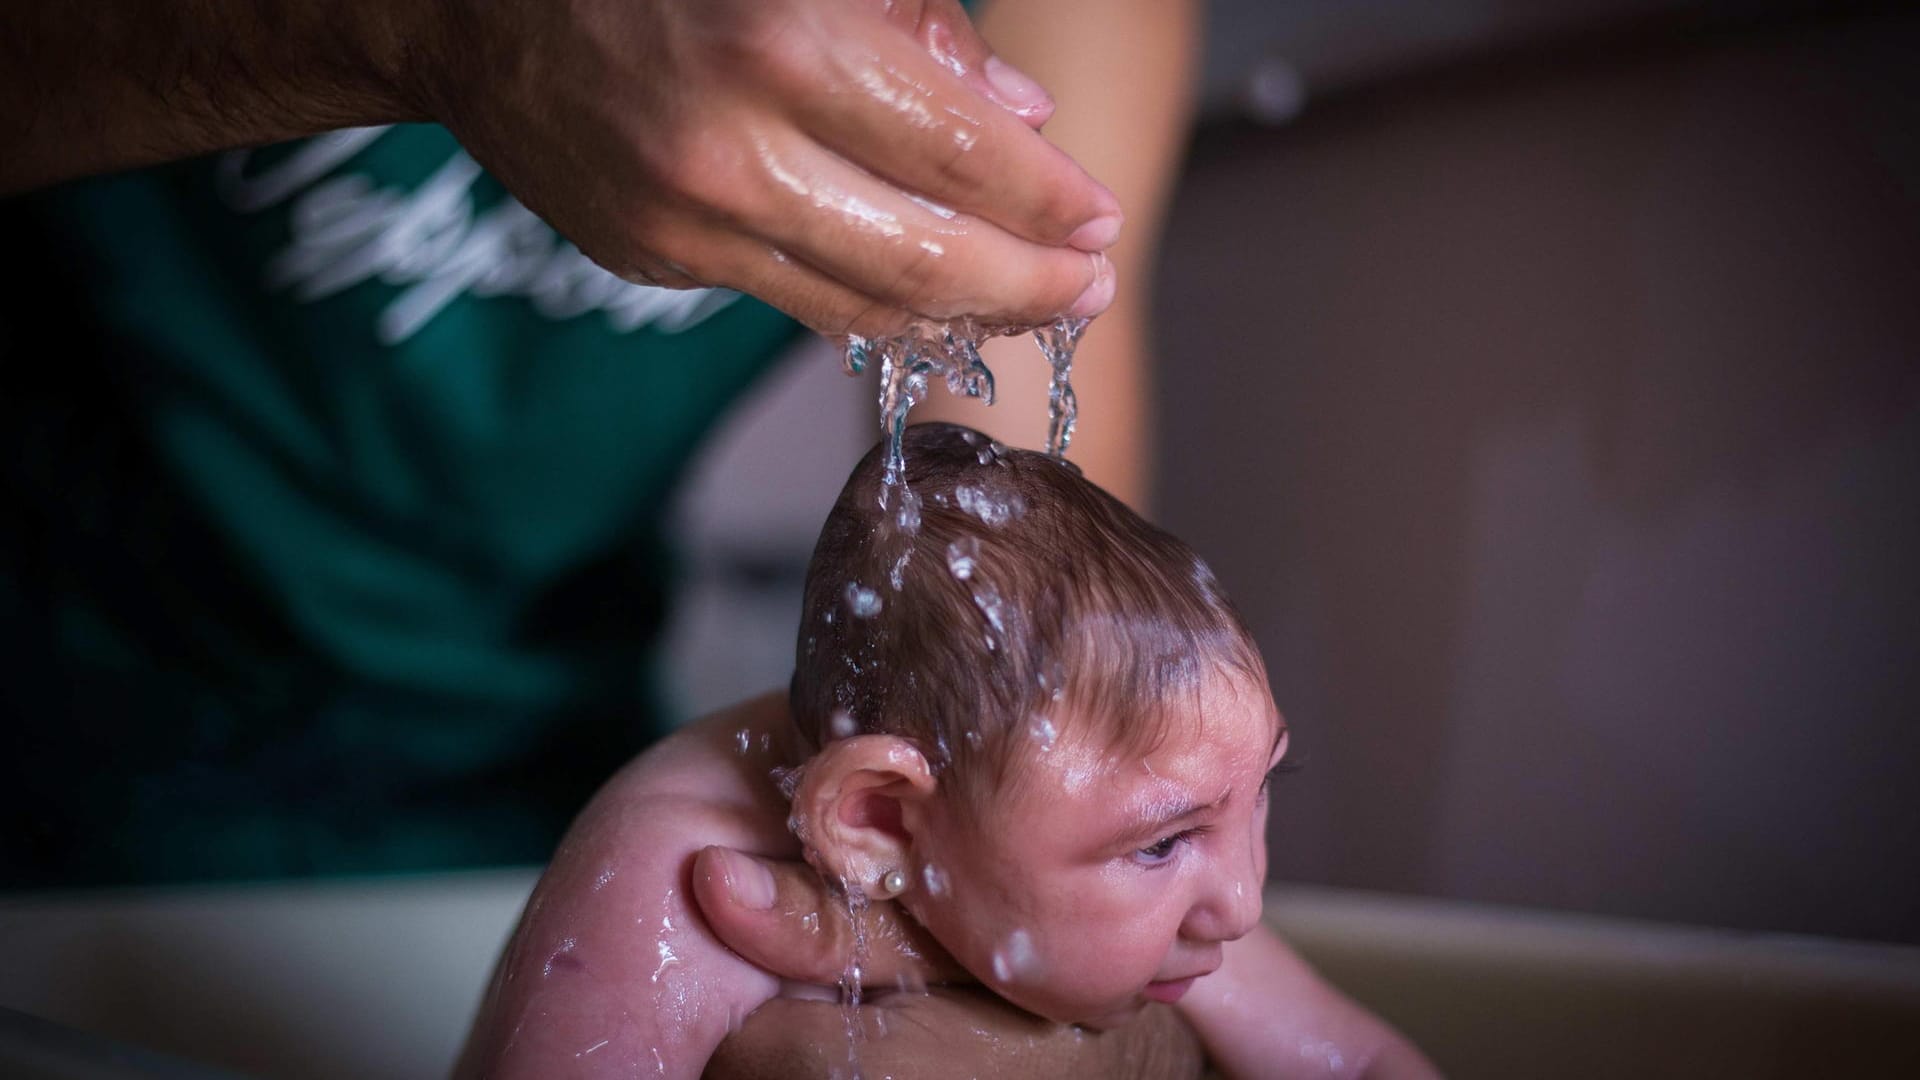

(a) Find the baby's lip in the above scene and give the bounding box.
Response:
[1142,976,1200,1004]
[1154,957,1222,985]
[1144,962,1220,997]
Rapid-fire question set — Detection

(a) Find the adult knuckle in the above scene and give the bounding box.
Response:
[844,304,915,340]
[651,127,737,207]
[1023,253,1092,320]
[930,125,990,195]
[1030,174,1089,246]
[725,10,825,98]
[889,243,953,316]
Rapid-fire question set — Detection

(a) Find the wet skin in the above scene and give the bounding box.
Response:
[453,693,1190,1079]
[898,672,1286,1027]
[4,0,1121,336]
[427,0,1122,337]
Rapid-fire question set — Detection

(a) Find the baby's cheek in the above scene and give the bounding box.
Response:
[990,926,1141,1022]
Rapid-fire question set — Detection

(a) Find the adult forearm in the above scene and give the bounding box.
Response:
[1180,926,1440,1079]
[0,0,432,194]
[707,990,1206,1079]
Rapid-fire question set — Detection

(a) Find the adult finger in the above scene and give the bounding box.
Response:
[889,0,1055,129]
[781,10,1121,252]
[692,846,967,989]
[656,219,917,338]
[727,132,1116,326]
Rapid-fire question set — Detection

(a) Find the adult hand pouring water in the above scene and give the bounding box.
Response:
[2,0,1194,1071]
[2,0,1120,335]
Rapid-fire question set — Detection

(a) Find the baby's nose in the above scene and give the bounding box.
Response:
[1188,858,1263,943]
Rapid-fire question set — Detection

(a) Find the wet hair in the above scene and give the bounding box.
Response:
[790,422,1268,807]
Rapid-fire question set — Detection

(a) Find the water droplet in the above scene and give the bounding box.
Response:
[841,334,871,376]
[772,766,802,800]
[845,582,882,618]
[955,484,1026,527]
[991,928,1038,984]
[921,863,950,897]
[946,537,979,581]
[1033,317,1087,458]
[829,709,858,740]
[895,485,923,533]
[1299,1040,1346,1072]
[1029,715,1057,751]
[543,937,578,978]
[733,729,751,756]
[970,582,1007,636]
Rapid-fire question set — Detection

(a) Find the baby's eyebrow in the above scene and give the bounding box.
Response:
[1104,791,1226,850]
[1103,716,1288,851]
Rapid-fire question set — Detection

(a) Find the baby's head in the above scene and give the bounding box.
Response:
[788,423,1285,1027]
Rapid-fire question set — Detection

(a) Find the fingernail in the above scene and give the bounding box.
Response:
[1067,212,1124,252]
[720,849,777,910]
[984,56,1052,116]
[1068,254,1116,318]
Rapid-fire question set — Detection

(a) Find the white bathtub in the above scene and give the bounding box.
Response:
[3,874,1916,1078]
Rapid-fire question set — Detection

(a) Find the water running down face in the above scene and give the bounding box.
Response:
[791,665,1286,1028]
[896,671,1283,1027]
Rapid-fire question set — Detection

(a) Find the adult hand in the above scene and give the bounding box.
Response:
[426,0,1123,336]
[691,844,967,989]
[4,0,1119,336]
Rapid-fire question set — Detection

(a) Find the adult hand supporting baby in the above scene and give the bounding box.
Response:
[692,850,1206,1079]
[691,846,965,988]
[1,0,1120,335]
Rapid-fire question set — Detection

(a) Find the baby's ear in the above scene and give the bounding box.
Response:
[791,735,936,900]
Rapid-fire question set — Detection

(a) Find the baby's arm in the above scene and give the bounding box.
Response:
[1177,924,1439,1079]
[454,693,799,1079]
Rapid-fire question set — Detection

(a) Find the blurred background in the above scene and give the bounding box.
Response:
[666,0,1920,947]
[5,1,1918,1077]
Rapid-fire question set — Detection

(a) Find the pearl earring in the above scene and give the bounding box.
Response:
[879,868,908,898]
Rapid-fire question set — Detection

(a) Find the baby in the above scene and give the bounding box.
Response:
[458,423,1432,1078]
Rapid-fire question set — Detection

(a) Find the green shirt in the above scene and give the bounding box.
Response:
[0,125,803,886]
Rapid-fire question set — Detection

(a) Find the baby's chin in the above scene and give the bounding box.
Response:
[1074,999,1152,1032]
[1009,987,1159,1032]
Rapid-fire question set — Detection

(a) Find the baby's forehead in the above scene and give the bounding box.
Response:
[1006,674,1282,787]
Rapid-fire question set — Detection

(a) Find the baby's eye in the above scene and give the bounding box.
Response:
[1134,831,1192,866]
[1257,761,1294,802]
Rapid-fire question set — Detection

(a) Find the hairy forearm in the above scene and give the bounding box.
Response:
[1180,926,1439,1079]
[708,989,1206,1080]
[1,0,434,194]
